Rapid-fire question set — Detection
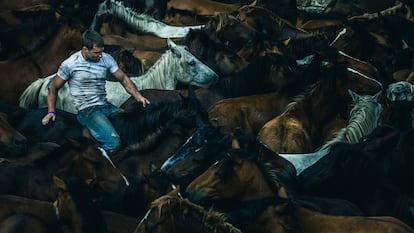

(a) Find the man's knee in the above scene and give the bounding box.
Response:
[106,133,121,154]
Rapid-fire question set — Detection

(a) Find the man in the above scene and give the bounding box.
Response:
[41,30,150,154]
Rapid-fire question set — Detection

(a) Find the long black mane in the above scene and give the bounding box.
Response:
[111,88,204,150]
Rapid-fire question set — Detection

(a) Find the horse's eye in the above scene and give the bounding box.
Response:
[188,60,196,66]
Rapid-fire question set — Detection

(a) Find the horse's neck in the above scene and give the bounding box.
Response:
[241,171,276,201]
[129,50,177,90]
[101,0,203,37]
[31,25,76,76]
[289,87,337,127]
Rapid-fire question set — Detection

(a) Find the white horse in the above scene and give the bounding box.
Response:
[18,39,218,114]
[90,0,204,38]
[279,89,383,175]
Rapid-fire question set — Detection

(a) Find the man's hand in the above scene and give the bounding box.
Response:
[137,96,150,107]
[41,112,56,125]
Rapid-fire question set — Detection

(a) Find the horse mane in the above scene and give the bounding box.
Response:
[110,98,191,150]
[146,195,242,233]
[205,12,232,33]
[285,64,348,113]
[91,0,203,38]
[318,91,382,151]
[127,48,181,89]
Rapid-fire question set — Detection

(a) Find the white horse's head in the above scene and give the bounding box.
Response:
[167,38,218,86]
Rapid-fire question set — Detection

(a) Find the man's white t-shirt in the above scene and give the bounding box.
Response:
[57,51,118,111]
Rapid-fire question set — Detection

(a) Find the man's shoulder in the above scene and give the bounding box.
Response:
[62,51,83,66]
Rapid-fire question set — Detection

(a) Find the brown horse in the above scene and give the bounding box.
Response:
[0,112,27,158]
[0,19,84,104]
[257,64,383,153]
[53,176,139,233]
[180,28,249,77]
[133,195,242,233]
[208,92,293,135]
[0,4,60,60]
[204,12,257,52]
[0,195,60,232]
[230,197,414,233]
[184,136,414,233]
[0,137,128,201]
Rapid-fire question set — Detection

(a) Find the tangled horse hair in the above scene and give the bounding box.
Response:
[135,195,242,233]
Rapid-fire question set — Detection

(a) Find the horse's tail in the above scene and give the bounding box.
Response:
[18,78,46,109]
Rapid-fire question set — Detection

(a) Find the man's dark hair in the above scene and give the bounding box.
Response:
[81,30,104,49]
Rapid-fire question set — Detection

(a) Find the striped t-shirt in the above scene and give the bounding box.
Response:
[57,51,118,111]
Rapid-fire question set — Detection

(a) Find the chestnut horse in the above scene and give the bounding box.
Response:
[208,92,293,135]
[184,136,414,233]
[0,19,84,104]
[257,64,383,154]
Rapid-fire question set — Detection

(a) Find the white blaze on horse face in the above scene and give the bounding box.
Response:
[329,27,347,46]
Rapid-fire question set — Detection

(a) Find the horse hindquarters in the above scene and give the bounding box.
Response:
[257,116,313,153]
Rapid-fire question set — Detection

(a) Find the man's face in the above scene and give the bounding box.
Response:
[84,44,103,62]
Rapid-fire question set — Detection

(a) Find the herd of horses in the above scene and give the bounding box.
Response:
[2,0,414,232]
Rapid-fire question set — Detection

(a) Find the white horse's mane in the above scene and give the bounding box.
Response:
[91,0,204,38]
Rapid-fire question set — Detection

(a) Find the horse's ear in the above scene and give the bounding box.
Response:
[53,176,67,191]
[167,38,176,48]
[282,38,291,47]
[231,138,240,149]
[278,186,288,198]
[348,89,360,102]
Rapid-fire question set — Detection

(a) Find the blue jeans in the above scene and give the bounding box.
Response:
[77,103,124,154]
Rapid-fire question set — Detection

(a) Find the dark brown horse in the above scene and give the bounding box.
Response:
[297,125,414,228]
[0,4,60,60]
[0,18,84,104]
[0,137,128,201]
[53,175,139,233]
[0,112,27,158]
[0,195,60,232]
